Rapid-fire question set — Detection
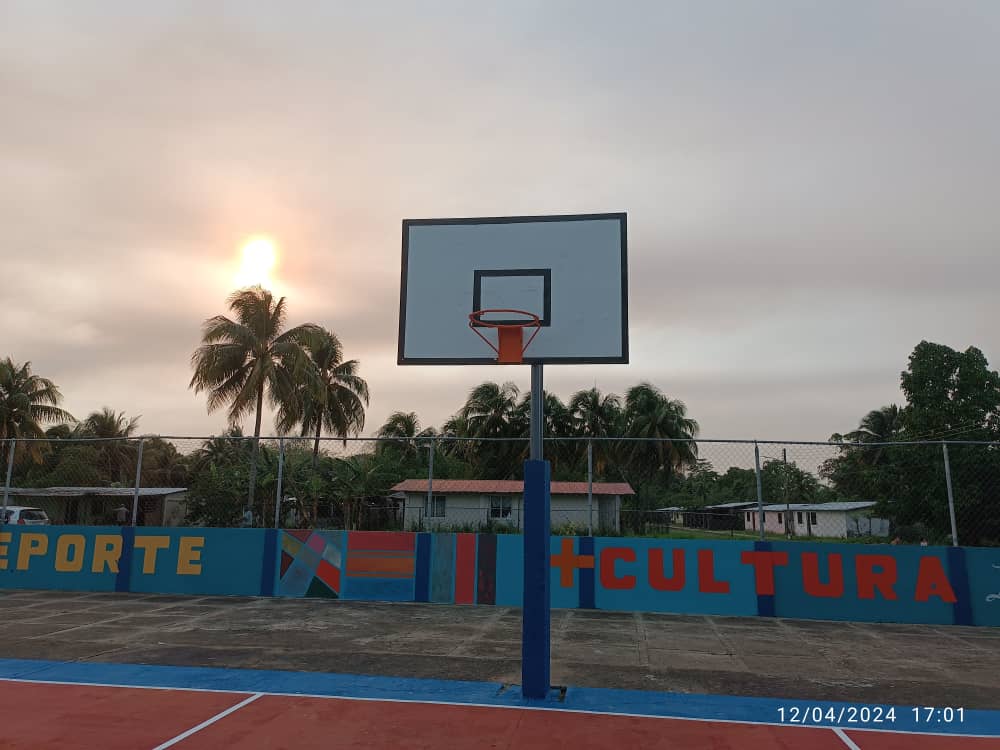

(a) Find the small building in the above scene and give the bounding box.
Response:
[655,507,685,525]
[390,479,633,532]
[3,487,188,526]
[742,501,890,538]
[683,501,758,531]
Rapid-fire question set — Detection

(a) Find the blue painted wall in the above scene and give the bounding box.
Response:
[2,526,997,627]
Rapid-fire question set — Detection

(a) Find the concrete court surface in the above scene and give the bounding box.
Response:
[1,589,998,709]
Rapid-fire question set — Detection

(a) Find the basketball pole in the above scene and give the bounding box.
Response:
[522,363,551,699]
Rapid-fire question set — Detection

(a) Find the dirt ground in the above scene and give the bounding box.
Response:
[1,589,998,709]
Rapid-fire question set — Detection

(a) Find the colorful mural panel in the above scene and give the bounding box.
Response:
[2,526,997,627]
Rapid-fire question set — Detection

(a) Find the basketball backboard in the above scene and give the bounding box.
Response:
[397,213,628,365]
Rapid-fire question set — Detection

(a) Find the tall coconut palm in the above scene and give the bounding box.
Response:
[623,382,699,482]
[375,411,436,457]
[830,404,905,468]
[0,359,76,464]
[461,382,521,438]
[377,411,422,440]
[836,405,905,444]
[569,388,623,477]
[277,328,369,466]
[189,286,319,508]
[73,407,141,485]
[458,382,523,478]
[569,388,623,437]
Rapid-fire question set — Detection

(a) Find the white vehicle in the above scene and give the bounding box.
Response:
[1,506,51,525]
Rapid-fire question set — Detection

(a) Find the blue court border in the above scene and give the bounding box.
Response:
[0,658,997,738]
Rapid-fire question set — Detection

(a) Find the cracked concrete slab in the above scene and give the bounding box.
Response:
[0,589,997,709]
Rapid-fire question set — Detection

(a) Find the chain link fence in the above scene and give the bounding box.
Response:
[1,435,997,547]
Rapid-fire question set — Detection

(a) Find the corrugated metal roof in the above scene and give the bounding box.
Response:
[391,479,634,496]
[760,501,877,512]
[5,487,186,497]
[704,501,759,509]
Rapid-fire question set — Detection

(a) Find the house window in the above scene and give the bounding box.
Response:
[488,495,512,519]
[797,512,803,524]
[809,512,818,525]
[745,512,750,522]
[425,495,446,518]
[762,512,766,522]
[777,513,783,525]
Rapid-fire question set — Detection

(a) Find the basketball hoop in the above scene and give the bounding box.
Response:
[469,309,542,364]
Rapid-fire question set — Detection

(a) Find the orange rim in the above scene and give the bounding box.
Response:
[468,309,542,360]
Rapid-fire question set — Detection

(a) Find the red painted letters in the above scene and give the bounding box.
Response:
[739,551,789,596]
[600,547,637,590]
[648,548,685,591]
[802,552,845,598]
[914,556,957,603]
[856,554,898,600]
[697,549,730,594]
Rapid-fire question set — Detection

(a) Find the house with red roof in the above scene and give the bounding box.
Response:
[390,479,633,533]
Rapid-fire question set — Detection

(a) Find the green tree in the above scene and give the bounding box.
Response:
[189,286,319,513]
[569,387,624,479]
[621,383,699,498]
[900,342,1000,441]
[375,411,437,458]
[331,453,400,530]
[277,327,369,466]
[455,382,524,478]
[823,341,1000,544]
[73,407,141,485]
[0,358,75,465]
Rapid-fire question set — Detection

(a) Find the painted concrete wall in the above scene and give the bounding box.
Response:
[2,526,998,626]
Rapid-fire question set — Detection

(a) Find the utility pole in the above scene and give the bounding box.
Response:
[783,448,791,537]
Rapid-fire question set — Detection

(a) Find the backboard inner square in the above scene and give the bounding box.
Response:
[480,275,544,322]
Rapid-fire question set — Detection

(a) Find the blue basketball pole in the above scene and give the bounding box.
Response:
[522,363,551,699]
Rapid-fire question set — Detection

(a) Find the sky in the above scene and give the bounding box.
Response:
[2,1,998,442]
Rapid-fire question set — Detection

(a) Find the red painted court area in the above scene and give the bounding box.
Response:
[1,680,996,750]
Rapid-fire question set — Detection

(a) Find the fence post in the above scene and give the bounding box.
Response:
[753,442,765,540]
[587,440,593,536]
[130,438,145,527]
[2,438,14,521]
[274,436,285,529]
[942,442,959,547]
[426,437,435,521]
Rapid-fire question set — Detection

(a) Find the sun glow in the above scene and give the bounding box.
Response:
[234,237,278,290]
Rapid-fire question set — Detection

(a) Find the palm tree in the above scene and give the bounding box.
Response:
[332,453,398,530]
[189,286,319,509]
[569,387,623,477]
[829,404,906,469]
[190,427,247,474]
[623,382,699,482]
[375,411,437,458]
[377,411,422,440]
[461,382,521,439]
[0,359,76,464]
[73,407,141,484]
[277,328,369,466]
[458,382,524,478]
[834,405,904,444]
[569,388,623,437]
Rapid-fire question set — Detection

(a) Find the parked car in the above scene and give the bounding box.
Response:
[1,506,51,525]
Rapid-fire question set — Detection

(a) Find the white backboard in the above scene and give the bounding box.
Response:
[398,213,628,364]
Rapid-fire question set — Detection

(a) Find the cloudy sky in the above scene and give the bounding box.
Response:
[3,1,998,441]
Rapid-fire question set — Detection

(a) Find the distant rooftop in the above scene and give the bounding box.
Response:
[6,487,186,498]
[760,501,877,512]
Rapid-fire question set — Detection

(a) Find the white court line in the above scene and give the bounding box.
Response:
[0,677,996,740]
[832,727,862,750]
[151,692,263,750]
